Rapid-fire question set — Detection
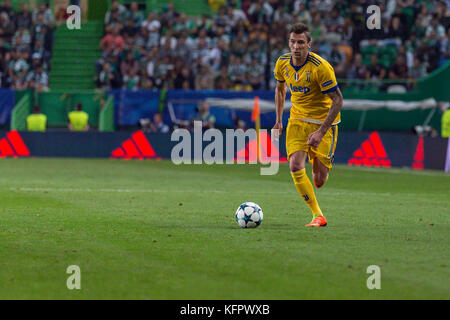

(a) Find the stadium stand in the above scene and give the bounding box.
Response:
[96,0,450,94]
[0,0,55,91]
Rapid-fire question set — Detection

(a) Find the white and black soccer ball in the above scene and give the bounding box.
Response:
[235,202,263,228]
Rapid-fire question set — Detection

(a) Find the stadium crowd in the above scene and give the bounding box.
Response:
[0,0,54,91]
[94,0,448,92]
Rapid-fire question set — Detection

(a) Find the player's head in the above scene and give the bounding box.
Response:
[76,103,82,111]
[33,106,41,114]
[288,23,311,60]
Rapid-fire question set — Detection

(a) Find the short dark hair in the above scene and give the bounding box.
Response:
[289,23,311,42]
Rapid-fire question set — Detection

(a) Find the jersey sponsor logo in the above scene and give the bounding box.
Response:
[322,80,333,87]
[289,83,310,94]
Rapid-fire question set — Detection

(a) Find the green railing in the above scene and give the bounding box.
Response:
[36,90,105,127]
[99,95,115,132]
[11,93,32,131]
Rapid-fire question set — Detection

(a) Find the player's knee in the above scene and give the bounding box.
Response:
[290,162,305,172]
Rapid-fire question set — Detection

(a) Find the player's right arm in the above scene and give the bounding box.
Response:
[273,57,287,137]
[273,80,286,137]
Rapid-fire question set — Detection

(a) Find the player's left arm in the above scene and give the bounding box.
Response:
[307,88,343,148]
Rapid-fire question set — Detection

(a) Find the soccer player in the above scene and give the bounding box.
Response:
[272,23,343,227]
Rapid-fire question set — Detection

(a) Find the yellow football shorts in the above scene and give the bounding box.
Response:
[286,119,338,169]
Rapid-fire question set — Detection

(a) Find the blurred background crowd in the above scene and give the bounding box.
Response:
[96,0,450,93]
[0,0,54,91]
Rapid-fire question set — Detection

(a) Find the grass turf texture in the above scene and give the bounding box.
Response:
[0,158,449,299]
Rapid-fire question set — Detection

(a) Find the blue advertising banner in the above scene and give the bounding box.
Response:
[164,90,291,129]
[0,89,15,125]
[109,89,160,127]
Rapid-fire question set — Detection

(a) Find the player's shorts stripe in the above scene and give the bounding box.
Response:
[328,126,337,158]
[322,84,339,94]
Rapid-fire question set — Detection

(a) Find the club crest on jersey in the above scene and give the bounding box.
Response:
[295,72,300,81]
[306,71,311,82]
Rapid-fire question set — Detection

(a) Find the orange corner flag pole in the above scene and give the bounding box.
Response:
[252,96,261,162]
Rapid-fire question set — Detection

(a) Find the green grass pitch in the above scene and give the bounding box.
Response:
[0,158,449,299]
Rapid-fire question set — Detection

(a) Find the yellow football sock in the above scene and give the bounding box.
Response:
[291,169,323,218]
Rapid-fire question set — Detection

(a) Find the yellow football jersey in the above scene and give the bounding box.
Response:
[273,51,340,124]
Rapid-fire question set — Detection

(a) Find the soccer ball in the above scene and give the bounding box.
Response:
[235,202,263,228]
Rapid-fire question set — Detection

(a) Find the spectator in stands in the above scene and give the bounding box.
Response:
[26,63,49,92]
[160,2,180,29]
[247,0,273,24]
[0,12,14,42]
[26,106,47,132]
[214,65,232,89]
[172,34,192,63]
[123,17,138,39]
[16,3,32,29]
[348,53,367,87]
[194,63,214,90]
[324,8,344,44]
[126,2,144,27]
[0,0,15,21]
[32,3,54,27]
[295,2,312,25]
[123,68,140,91]
[9,49,29,89]
[366,54,386,83]
[408,57,427,80]
[142,11,161,49]
[174,66,194,89]
[149,112,169,133]
[389,55,408,80]
[68,103,89,132]
[105,0,126,26]
[31,52,46,72]
[426,15,446,41]
[329,42,347,78]
[101,25,125,52]
[246,57,265,90]
[235,117,247,130]
[194,101,215,129]
[120,51,138,77]
[96,0,449,94]
[98,62,117,90]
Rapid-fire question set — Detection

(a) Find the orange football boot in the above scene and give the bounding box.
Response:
[305,216,327,227]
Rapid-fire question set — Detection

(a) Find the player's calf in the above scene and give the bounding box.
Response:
[312,172,328,188]
[312,159,329,188]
